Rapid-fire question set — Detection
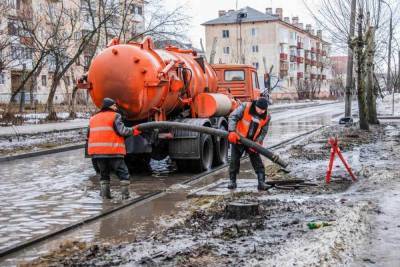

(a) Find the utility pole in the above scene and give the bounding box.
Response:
[344,0,356,118]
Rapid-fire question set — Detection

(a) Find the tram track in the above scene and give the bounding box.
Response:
[0,124,325,259]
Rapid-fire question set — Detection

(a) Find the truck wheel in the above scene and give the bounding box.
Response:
[175,134,214,173]
[190,134,214,172]
[213,125,228,166]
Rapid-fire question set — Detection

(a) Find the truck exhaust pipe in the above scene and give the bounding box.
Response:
[136,121,289,169]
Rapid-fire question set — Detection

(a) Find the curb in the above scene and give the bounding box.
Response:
[378,116,400,120]
[0,143,85,163]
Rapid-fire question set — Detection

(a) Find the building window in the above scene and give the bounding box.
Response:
[41,75,47,86]
[24,47,32,59]
[8,21,18,35]
[11,46,18,59]
[137,6,143,15]
[222,30,229,38]
[84,55,91,68]
[251,28,257,36]
[0,72,5,85]
[225,70,245,81]
[129,4,143,15]
[252,62,259,69]
[252,45,259,53]
[223,47,230,54]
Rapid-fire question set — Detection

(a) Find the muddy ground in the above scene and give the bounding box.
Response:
[22,122,400,266]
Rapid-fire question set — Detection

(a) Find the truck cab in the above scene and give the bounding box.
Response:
[212,64,261,102]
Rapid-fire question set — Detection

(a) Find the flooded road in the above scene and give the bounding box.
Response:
[0,102,347,265]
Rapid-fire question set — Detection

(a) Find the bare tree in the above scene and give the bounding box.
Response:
[128,1,190,42]
[44,0,121,120]
[366,25,378,124]
[354,8,369,130]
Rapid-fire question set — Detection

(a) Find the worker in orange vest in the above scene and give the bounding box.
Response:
[227,97,272,190]
[88,98,138,199]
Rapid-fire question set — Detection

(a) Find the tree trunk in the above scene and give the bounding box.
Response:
[46,75,59,121]
[69,86,79,119]
[356,10,369,131]
[366,26,378,124]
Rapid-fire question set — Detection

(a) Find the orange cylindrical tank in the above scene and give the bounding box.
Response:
[87,37,220,121]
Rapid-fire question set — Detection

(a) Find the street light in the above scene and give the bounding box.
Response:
[380,0,394,115]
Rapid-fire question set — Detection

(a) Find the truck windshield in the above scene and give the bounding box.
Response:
[225,70,245,81]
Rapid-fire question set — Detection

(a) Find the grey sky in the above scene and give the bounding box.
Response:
[165,0,316,48]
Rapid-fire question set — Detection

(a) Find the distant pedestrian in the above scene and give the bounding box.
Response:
[87,98,135,199]
[227,97,272,190]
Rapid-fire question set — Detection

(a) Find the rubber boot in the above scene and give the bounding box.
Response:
[120,180,130,200]
[227,172,237,189]
[100,180,112,199]
[257,173,272,191]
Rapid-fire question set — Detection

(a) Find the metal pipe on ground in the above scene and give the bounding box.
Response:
[136,121,289,168]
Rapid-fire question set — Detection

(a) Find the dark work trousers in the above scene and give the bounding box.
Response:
[229,143,265,175]
[94,158,130,181]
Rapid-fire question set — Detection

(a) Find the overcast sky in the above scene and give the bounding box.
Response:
[164,0,317,48]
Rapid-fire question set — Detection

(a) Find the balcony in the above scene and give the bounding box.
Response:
[305,58,311,65]
[297,72,303,79]
[280,53,288,61]
[297,42,303,49]
[310,74,316,80]
[316,48,321,54]
[311,47,316,53]
[317,62,323,68]
[297,57,304,64]
[311,60,317,66]
[290,55,297,62]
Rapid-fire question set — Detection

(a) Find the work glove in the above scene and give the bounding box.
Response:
[133,126,142,136]
[228,132,240,144]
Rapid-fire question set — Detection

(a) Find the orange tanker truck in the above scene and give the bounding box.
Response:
[78,37,263,173]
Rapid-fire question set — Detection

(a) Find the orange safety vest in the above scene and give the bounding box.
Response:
[236,102,270,141]
[88,111,126,155]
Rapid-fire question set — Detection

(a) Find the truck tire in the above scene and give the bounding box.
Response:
[213,124,228,166]
[176,134,214,173]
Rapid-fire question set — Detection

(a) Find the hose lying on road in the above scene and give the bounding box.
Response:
[136,121,289,168]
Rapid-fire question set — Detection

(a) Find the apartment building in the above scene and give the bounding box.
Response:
[0,0,145,105]
[203,7,332,100]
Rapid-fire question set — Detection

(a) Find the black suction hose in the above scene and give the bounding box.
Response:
[136,121,288,168]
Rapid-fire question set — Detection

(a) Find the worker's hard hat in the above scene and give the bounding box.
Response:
[102,98,116,109]
[255,97,269,110]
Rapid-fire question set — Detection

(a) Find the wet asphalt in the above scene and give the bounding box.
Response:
[0,102,347,265]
